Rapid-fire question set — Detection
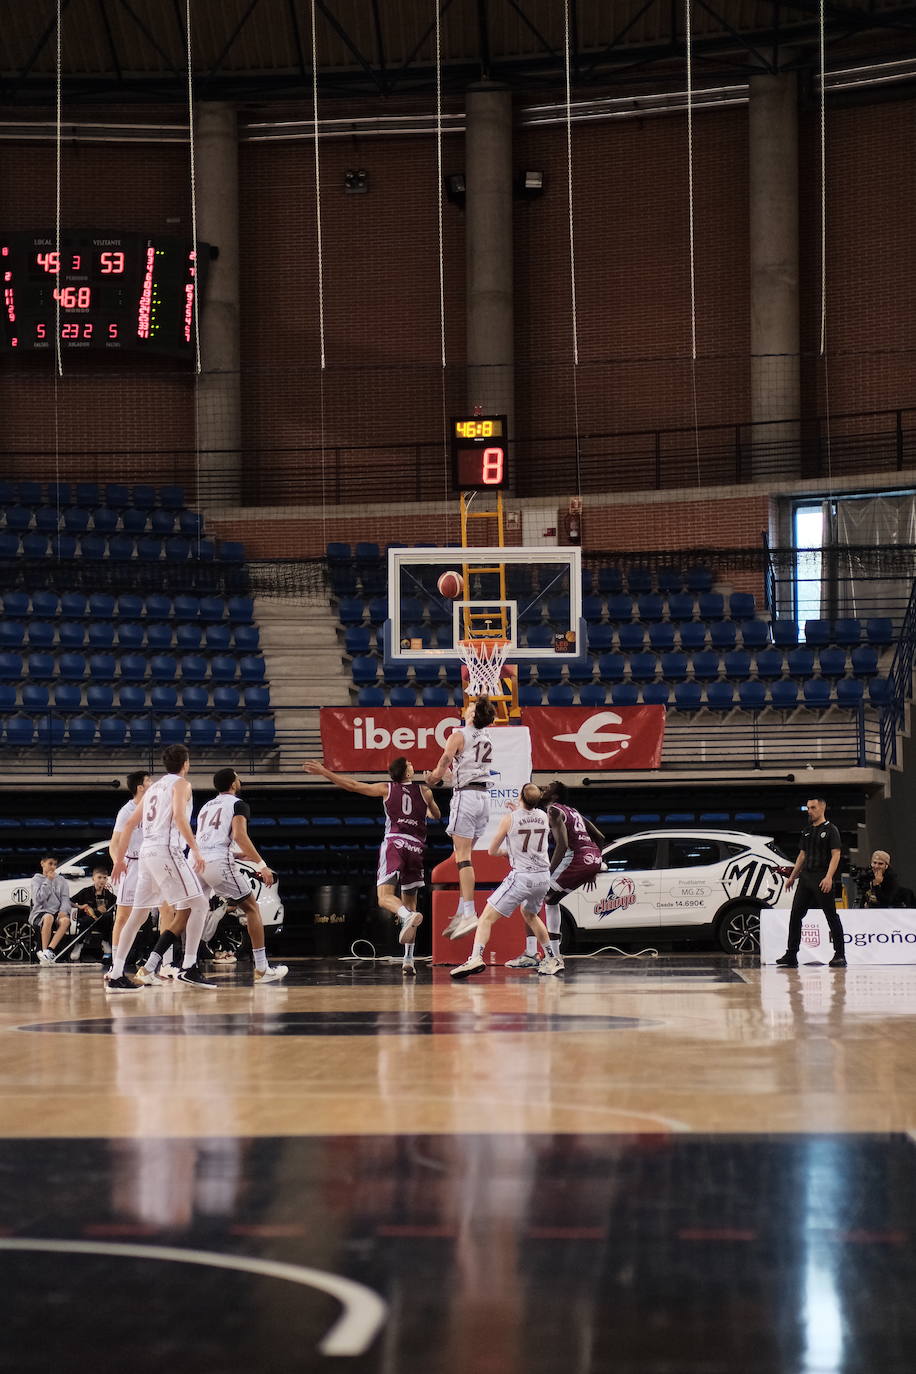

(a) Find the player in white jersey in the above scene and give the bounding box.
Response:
[107,769,177,982]
[426,696,498,937]
[109,744,208,992]
[450,782,560,979]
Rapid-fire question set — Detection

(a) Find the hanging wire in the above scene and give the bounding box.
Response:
[184,0,202,540]
[684,0,702,487]
[818,0,832,485]
[54,0,63,381]
[434,0,452,543]
[563,0,582,498]
[309,0,328,547]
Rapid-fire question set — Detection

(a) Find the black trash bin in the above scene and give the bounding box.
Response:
[311,884,359,957]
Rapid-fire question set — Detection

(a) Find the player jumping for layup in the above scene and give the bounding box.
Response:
[303,757,440,974]
[426,696,498,937]
[450,782,560,979]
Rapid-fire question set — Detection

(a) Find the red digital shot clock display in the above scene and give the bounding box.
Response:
[451,415,509,491]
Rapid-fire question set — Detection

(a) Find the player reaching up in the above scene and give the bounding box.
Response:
[425,695,498,937]
[505,781,604,974]
[302,756,440,974]
[450,782,561,980]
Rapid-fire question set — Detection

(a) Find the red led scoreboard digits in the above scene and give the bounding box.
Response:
[450,415,509,490]
[0,232,209,357]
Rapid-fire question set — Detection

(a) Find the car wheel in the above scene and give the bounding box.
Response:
[716,903,760,955]
[0,909,34,963]
[560,908,578,955]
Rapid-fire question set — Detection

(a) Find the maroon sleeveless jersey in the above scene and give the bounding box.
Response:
[550,802,600,860]
[383,781,428,846]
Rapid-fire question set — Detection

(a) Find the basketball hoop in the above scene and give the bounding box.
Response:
[458,639,510,700]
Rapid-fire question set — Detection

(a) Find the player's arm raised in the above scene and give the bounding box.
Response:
[487,812,513,858]
[173,778,205,873]
[421,784,441,822]
[426,729,463,786]
[548,806,570,874]
[230,813,275,886]
[302,759,388,797]
[110,805,143,880]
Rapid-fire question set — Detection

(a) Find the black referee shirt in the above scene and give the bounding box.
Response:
[800,821,842,880]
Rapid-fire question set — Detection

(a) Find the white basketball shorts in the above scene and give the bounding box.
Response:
[488,869,550,919]
[115,856,140,907]
[446,789,490,841]
[200,854,253,903]
[132,847,205,910]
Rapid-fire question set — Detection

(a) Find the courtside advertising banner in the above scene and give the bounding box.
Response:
[522,706,665,770]
[760,907,916,964]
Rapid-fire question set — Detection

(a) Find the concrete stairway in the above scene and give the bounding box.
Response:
[256,594,353,734]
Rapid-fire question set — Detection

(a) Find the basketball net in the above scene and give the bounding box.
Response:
[458,639,510,701]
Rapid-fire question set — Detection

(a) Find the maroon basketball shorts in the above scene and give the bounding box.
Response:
[377,836,425,892]
[550,849,602,894]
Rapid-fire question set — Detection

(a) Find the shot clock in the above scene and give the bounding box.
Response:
[0,231,210,357]
[450,414,508,490]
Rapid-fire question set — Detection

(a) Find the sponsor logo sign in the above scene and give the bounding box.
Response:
[320,709,462,772]
[594,876,637,918]
[522,707,665,770]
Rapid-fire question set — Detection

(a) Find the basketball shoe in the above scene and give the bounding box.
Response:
[448,912,479,941]
[254,965,288,984]
[450,954,487,979]
[177,964,218,990]
[538,954,564,976]
[505,953,539,970]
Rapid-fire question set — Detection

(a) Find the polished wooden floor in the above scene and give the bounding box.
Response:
[2,954,916,1373]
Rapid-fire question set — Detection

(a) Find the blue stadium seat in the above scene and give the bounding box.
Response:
[27,623,54,648]
[75,482,98,507]
[68,716,96,747]
[421,687,451,707]
[179,685,208,711]
[59,653,87,681]
[137,537,161,561]
[582,595,604,623]
[176,624,203,650]
[35,506,59,532]
[129,715,154,747]
[355,541,380,561]
[673,681,703,711]
[710,621,737,651]
[88,651,116,678]
[234,625,260,652]
[326,542,351,560]
[389,687,417,708]
[836,678,864,708]
[251,717,277,747]
[771,620,799,649]
[105,484,130,509]
[597,653,626,682]
[0,481,14,504]
[0,653,22,681]
[802,678,831,708]
[60,592,88,619]
[660,651,688,680]
[244,686,270,711]
[729,592,756,619]
[0,533,19,558]
[642,681,670,706]
[159,717,187,744]
[148,654,175,682]
[118,685,146,711]
[145,623,173,650]
[382,661,410,686]
[648,622,676,652]
[218,541,245,562]
[818,648,847,678]
[27,653,54,681]
[208,686,236,711]
[344,627,372,656]
[357,687,386,707]
[159,485,185,511]
[518,684,543,706]
[597,567,623,595]
[770,678,798,709]
[17,481,41,505]
[787,648,815,677]
[587,624,613,653]
[53,683,82,710]
[5,715,34,746]
[52,533,77,560]
[36,715,65,746]
[92,506,118,533]
[227,596,253,623]
[698,592,725,620]
[579,683,608,706]
[85,685,113,710]
[547,597,571,625]
[367,597,388,625]
[22,684,49,709]
[580,569,593,594]
[413,660,441,686]
[0,622,24,648]
[536,659,565,686]
[0,684,17,711]
[637,594,664,622]
[627,566,652,594]
[29,591,57,619]
[109,534,135,561]
[739,619,769,650]
[629,652,657,682]
[724,650,752,680]
[150,509,176,535]
[150,686,178,710]
[145,594,171,619]
[211,655,238,681]
[79,533,106,559]
[657,566,683,594]
[2,591,29,617]
[117,594,144,620]
[606,594,632,623]
[197,539,215,562]
[48,481,70,507]
[89,593,115,619]
[22,534,49,559]
[351,656,378,685]
[611,682,640,706]
[678,621,706,651]
[180,511,204,537]
[691,651,720,681]
[190,716,218,747]
[618,623,645,652]
[205,624,232,651]
[217,717,246,747]
[685,566,713,593]
[833,618,862,646]
[738,680,766,711]
[706,680,735,710]
[337,597,364,627]
[118,654,147,681]
[121,508,148,534]
[526,625,554,649]
[4,507,31,531]
[804,619,832,646]
[667,592,694,622]
[63,506,90,532]
[851,646,878,676]
[131,485,156,510]
[165,537,191,562]
[869,677,892,705]
[87,622,115,648]
[866,618,894,647]
[99,716,127,746]
[755,648,784,679]
[176,595,202,621]
[546,683,575,706]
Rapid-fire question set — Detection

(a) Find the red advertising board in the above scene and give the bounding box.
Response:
[318,705,664,773]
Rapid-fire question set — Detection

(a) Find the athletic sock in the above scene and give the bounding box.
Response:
[472,941,486,961]
[462,899,476,917]
[397,905,412,923]
[548,939,561,958]
[111,944,118,964]
[403,943,415,962]
[252,946,268,972]
[144,951,162,974]
[545,903,562,936]
[525,936,538,957]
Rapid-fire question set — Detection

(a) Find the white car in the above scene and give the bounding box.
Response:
[0,840,284,962]
[560,829,792,955]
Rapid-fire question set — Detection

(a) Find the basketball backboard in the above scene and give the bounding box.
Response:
[382,545,585,671]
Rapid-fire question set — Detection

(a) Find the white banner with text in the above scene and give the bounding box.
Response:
[761,907,916,964]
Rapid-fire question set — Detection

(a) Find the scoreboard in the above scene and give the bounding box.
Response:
[450,415,509,490]
[0,231,210,357]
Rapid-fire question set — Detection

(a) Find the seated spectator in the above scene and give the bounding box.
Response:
[862,851,901,908]
[30,856,73,964]
[72,866,116,964]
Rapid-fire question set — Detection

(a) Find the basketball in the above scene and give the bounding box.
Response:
[437,570,464,599]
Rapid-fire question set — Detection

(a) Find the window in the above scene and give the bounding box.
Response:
[667,838,721,869]
[604,839,659,873]
[720,841,752,860]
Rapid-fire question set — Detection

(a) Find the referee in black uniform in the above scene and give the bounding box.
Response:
[776,797,847,968]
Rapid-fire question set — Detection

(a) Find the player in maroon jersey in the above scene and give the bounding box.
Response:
[504,780,605,974]
[302,756,440,974]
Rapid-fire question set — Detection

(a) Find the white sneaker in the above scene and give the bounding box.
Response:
[505,953,540,970]
[538,954,563,976]
[37,949,55,965]
[441,913,462,938]
[448,913,479,941]
[254,965,289,984]
[401,960,416,977]
[159,963,182,980]
[133,966,159,986]
[450,955,487,980]
[398,911,422,944]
